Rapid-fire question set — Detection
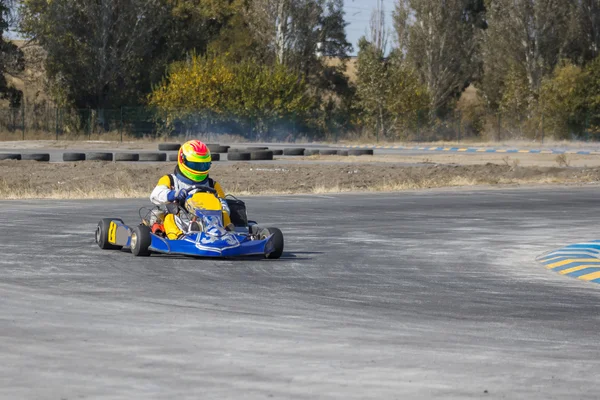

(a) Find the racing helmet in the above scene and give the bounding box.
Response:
[177,140,212,182]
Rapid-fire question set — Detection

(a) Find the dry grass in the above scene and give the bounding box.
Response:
[1,160,599,200]
[555,154,570,167]
[336,137,600,150]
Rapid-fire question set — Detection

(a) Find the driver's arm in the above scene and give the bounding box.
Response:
[150,175,173,205]
[213,181,226,198]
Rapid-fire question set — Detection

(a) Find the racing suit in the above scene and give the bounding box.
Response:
[150,167,231,239]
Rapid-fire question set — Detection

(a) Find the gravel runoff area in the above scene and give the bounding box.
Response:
[3,139,600,199]
[2,157,600,199]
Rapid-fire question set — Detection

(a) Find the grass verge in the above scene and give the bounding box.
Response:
[1,160,599,199]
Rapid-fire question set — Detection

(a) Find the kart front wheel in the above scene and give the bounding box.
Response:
[96,218,123,250]
[131,224,152,257]
[261,227,284,259]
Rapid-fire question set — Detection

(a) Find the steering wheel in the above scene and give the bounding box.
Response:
[188,185,218,195]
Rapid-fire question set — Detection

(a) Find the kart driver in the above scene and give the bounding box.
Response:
[150,139,232,239]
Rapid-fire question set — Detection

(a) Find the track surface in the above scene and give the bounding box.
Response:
[2,188,600,399]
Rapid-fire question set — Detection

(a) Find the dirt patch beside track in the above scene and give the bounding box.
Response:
[1,159,600,199]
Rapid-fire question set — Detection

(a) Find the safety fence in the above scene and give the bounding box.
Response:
[0,105,597,143]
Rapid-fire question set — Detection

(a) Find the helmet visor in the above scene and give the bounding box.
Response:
[184,159,211,173]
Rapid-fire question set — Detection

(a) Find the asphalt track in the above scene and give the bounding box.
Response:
[2,187,600,399]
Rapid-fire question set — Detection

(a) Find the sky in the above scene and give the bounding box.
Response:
[344,0,397,55]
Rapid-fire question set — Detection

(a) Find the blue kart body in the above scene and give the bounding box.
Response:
[98,190,282,259]
[110,219,275,258]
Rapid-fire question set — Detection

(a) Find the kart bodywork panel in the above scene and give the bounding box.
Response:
[107,219,274,258]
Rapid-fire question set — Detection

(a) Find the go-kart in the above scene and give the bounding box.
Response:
[95,186,284,259]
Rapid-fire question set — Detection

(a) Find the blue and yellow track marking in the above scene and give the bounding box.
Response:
[344,145,600,155]
[537,241,600,284]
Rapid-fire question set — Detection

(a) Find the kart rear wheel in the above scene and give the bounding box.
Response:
[261,227,284,259]
[96,218,124,250]
[131,224,152,257]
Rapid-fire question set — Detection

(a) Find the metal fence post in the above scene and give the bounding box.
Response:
[88,109,92,140]
[585,110,590,142]
[457,110,461,143]
[497,112,501,141]
[120,107,124,142]
[55,107,59,141]
[416,111,420,142]
[22,102,25,140]
[541,111,544,145]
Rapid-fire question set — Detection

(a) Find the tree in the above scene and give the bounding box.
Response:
[394,0,486,115]
[19,0,229,110]
[481,0,571,108]
[149,53,316,138]
[0,0,23,107]
[319,0,353,58]
[243,0,351,75]
[539,61,588,138]
[355,37,429,139]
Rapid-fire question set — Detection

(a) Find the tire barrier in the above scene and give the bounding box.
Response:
[62,152,86,162]
[158,143,181,151]
[172,152,219,161]
[86,152,113,161]
[139,152,167,162]
[207,144,230,153]
[272,149,284,156]
[319,149,339,156]
[0,153,21,160]
[227,152,251,161]
[283,147,305,156]
[337,150,349,156]
[114,153,140,162]
[348,149,374,156]
[246,146,269,150]
[304,149,320,156]
[250,150,274,161]
[22,153,50,162]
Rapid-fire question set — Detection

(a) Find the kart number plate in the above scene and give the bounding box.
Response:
[108,221,117,244]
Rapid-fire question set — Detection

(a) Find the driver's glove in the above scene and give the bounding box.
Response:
[167,188,188,203]
[220,198,230,213]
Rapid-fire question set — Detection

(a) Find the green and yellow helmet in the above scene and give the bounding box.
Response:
[177,140,212,182]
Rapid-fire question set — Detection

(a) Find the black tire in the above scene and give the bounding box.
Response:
[131,224,152,256]
[283,148,305,156]
[139,152,167,162]
[0,153,21,160]
[348,149,374,156]
[337,150,349,156]
[158,143,181,151]
[304,149,320,156]
[261,227,284,259]
[62,152,86,162]
[22,153,50,162]
[207,144,229,153]
[228,148,246,153]
[247,146,268,150]
[96,218,124,250]
[272,149,283,156]
[250,150,273,161]
[227,152,251,161]
[86,152,113,161]
[114,152,140,162]
[169,152,219,161]
[319,149,338,156]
